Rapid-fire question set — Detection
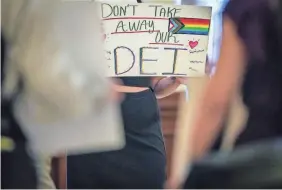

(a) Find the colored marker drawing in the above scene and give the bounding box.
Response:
[168,18,210,35]
[188,40,199,49]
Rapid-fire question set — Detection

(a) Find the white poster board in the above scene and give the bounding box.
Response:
[100,3,212,76]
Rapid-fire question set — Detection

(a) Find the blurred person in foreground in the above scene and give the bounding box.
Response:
[66,0,187,189]
[167,0,282,188]
[1,0,122,189]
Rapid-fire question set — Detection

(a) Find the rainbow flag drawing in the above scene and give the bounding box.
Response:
[168,18,211,35]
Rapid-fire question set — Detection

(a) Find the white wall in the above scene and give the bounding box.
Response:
[181,0,197,4]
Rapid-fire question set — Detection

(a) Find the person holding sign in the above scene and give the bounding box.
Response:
[67,77,186,189]
[66,0,187,189]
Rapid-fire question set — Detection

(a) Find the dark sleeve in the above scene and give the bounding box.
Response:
[117,77,152,87]
[223,0,269,61]
[223,0,262,25]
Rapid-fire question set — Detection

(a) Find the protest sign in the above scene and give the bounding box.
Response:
[100,2,212,76]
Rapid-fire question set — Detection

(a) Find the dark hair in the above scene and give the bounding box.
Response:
[264,0,282,74]
[137,0,142,3]
[275,1,282,66]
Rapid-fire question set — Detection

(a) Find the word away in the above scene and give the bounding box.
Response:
[115,20,155,33]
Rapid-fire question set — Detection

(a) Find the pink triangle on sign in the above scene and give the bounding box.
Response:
[169,22,174,31]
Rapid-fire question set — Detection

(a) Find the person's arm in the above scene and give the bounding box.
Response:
[151,56,211,99]
[152,77,189,99]
[152,77,181,99]
[190,16,246,160]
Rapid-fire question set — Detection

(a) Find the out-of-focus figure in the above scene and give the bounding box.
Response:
[2,24,38,190]
[1,0,124,188]
[66,0,188,189]
[190,0,282,163]
[173,0,282,188]
[2,0,124,156]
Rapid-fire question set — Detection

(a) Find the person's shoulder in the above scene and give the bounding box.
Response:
[223,0,268,25]
[224,0,266,12]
